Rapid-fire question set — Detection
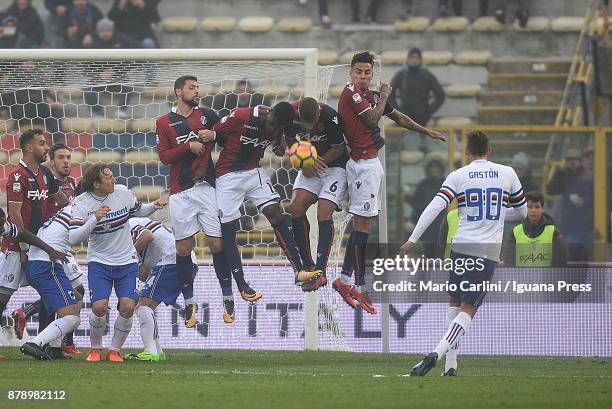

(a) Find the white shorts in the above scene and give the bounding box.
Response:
[65,253,84,287]
[0,251,27,292]
[293,167,347,208]
[346,157,384,217]
[216,168,280,223]
[169,181,222,240]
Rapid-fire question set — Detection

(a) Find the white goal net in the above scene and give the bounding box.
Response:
[0,49,356,352]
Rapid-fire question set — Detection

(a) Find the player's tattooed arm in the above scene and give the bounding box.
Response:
[359,81,392,128]
[388,110,446,142]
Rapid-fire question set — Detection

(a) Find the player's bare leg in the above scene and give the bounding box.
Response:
[175,236,199,327]
[261,203,319,286]
[334,215,376,313]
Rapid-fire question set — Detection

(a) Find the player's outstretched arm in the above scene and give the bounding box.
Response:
[15,229,69,264]
[387,109,446,142]
[399,196,448,256]
[132,198,168,218]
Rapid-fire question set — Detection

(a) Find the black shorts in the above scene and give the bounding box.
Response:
[448,251,497,308]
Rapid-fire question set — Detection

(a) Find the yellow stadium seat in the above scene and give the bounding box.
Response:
[433,17,469,32]
[124,150,159,163]
[163,17,198,33]
[400,151,425,165]
[93,119,128,134]
[9,151,22,164]
[70,150,85,164]
[238,16,274,33]
[454,50,491,65]
[201,16,236,32]
[394,17,430,32]
[130,118,157,133]
[381,50,407,65]
[318,50,339,65]
[512,16,550,32]
[422,51,453,65]
[445,83,482,97]
[330,84,345,98]
[257,83,290,98]
[472,16,504,32]
[132,185,163,201]
[0,151,9,165]
[276,17,312,33]
[60,118,92,133]
[436,116,472,127]
[85,150,122,164]
[551,17,584,32]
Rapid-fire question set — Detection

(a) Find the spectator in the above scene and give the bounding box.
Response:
[406,155,446,258]
[0,13,19,48]
[389,47,445,151]
[494,1,529,28]
[62,0,103,49]
[0,0,44,48]
[349,0,382,23]
[209,80,271,118]
[503,191,567,268]
[90,18,140,49]
[108,0,160,49]
[401,0,488,20]
[44,0,70,47]
[511,152,538,193]
[546,147,594,262]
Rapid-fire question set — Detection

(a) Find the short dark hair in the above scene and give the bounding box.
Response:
[298,97,319,124]
[49,143,71,160]
[79,163,110,194]
[525,191,544,206]
[19,129,44,150]
[466,130,489,157]
[351,51,375,67]
[174,75,198,97]
[271,101,295,128]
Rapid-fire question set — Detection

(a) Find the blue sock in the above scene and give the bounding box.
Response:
[352,231,369,287]
[212,251,233,297]
[316,220,334,271]
[341,231,356,277]
[176,254,194,301]
[291,216,314,269]
[272,219,303,272]
[221,220,248,291]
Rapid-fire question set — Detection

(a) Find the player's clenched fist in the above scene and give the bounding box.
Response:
[95,205,111,221]
[379,81,392,100]
[189,141,206,156]
[153,198,168,209]
[198,129,216,143]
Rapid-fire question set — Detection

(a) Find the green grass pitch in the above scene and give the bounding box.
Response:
[0,348,610,409]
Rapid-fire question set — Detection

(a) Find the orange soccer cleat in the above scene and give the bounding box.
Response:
[11,308,26,340]
[332,278,358,309]
[353,290,378,315]
[85,348,102,362]
[61,341,80,355]
[106,350,124,362]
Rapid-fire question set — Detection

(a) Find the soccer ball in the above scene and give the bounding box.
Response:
[288,141,318,169]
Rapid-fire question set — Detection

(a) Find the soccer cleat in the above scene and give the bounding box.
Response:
[301,270,328,292]
[20,342,52,360]
[332,278,358,309]
[158,351,167,361]
[442,368,457,376]
[85,348,102,362]
[410,352,438,376]
[44,345,72,360]
[124,351,162,362]
[223,299,235,324]
[11,308,26,340]
[240,285,262,303]
[0,354,6,360]
[353,290,378,315]
[184,303,198,328]
[61,341,80,355]
[106,350,124,362]
[295,270,320,286]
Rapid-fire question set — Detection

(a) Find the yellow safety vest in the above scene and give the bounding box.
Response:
[444,209,459,259]
[513,224,555,267]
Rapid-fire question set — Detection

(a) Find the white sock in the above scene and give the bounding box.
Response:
[89,313,106,349]
[109,315,133,352]
[184,297,195,306]
[136,306,157,354]
[340,274,352,285]
[434,311,472,359]
[33,315,80,347]
[444,307,461,371]
[155,338,163,355]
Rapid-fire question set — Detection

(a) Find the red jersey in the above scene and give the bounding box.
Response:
[337,83,394,160]
[46,176,77,218]
[156,106,219,195]
[213,106,282,177]
[285,101,348,168]
[3,161,60,251]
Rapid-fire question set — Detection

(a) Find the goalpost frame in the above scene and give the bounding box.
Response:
[1,47,322,351]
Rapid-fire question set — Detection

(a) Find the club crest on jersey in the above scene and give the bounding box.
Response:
[363,202,370,211]
[352,93,362,104]
[43,175,48,184]
[373,94,380,104]
[12,183,21,193]
[200,116,208,126]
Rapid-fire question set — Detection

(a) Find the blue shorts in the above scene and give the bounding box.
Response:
[88,261,139,303]
[26,260,76,315]
[448,251,497,308]
[140,264,182,306]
